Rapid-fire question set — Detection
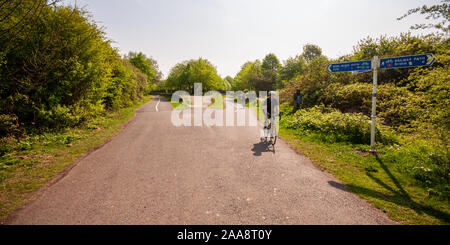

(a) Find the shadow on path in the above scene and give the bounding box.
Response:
[251,141,275,156]
[328,155,450,223]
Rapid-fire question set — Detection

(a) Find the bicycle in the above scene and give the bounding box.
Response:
[260,113,282,146]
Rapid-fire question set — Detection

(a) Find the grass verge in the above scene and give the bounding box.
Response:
[161,94,189,110]
[279,127,450,225]
[0,96,152,221]
[208,95,226,109]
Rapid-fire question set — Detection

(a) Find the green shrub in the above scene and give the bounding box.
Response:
[279,102,295,115]
[320,83,372,114]
[0,4,154,134]
[0,114,19,137]
[281,105,398,145]
[16,140,32,151]
[0,138,13,157]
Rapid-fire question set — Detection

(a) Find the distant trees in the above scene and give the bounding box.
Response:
[279,56,306,82]
[165,58,223,93]
[165,45,323,93]
[231,47,325,91]
[230,53,281,91]
[231,60,261,91]
[261,53,281,71]
[222,76,233,90]
[260,53,281,90]
[126,52,162,91]
[302,44,322,63]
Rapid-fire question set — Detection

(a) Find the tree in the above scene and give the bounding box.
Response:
[280,55,306,82]
[232,60,261,91]
[165,58,222,92]
[397,0,449,34]
[223,76,233,90]
[302,44,322,63]
[186,58,222,92]
[126,52,161,91]
[166,62,188,90]
[233,55,280,91]
[261,53,281,71]
[251,70,277,91]
[261,53,281,90]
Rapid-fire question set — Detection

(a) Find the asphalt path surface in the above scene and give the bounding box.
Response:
[7,96,395,224]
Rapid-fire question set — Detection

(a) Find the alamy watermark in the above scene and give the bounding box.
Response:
[169,83,280,137]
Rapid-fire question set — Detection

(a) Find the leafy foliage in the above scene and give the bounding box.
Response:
[0,3,157,136]
[281,105,398,145]
[165,58,223,92]
[231,60,261,91]
[279,55,306,83]
[230,53,282,91]
[127,51,162,91]
[302,44,323,63]
[261,53,281,71]
[222,76,233,90]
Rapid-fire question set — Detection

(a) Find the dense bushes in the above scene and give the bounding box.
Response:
[319,83,427,129]
[320,83,372,114]
[0,3,158,136]
[103,60,148,110]
[281,105,398,145]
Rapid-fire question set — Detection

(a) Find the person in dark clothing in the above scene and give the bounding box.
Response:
[263,91,278,129]
[294,90,301,110]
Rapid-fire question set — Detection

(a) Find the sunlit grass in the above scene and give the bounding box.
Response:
[279,127,450,225]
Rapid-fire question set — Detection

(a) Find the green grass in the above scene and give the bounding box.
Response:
[0,96,152,221]
[208,95,226,109]
[170,101,189,110]
[160,94,190,110]
[279,127,450,225]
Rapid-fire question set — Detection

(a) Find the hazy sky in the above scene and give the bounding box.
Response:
[65,0,436,78]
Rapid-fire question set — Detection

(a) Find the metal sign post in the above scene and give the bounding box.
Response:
[370,56,378,153]
[326,53,435,153]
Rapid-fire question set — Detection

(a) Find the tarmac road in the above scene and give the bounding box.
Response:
[7,96,395,224]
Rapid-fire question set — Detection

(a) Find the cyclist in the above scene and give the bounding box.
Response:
[263,91,279,132]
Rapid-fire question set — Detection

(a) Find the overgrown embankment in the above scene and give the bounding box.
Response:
[0,2,159,220]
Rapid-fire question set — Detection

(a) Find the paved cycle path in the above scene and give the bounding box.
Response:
[7,96,395,224]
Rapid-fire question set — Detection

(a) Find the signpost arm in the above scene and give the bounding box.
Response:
[370,56,378,153]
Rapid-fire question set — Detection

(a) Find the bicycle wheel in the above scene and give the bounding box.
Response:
[271,135,277,145]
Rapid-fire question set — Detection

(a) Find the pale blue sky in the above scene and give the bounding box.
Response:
[65,0,437,78]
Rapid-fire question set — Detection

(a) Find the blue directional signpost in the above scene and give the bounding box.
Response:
[380,53,435,69]
[326,60,372,73]
[326,53,435,153]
